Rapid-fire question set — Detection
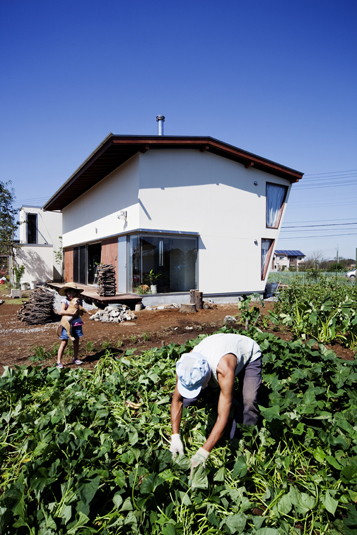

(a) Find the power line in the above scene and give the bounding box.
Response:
[282,221,357,229]
[304,169,357,177]
[295,182,356,190]
[279,232,357,239]
[283,217,357,224]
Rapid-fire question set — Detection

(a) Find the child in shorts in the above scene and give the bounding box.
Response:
[56,282,85,369]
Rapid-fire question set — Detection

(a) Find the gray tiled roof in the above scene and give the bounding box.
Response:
[274,250,305,257]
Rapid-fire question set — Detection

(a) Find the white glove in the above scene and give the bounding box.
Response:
[169,434,184,458]
[190,447,210,478]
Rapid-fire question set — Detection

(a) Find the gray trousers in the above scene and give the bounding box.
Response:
[183,356,262,440]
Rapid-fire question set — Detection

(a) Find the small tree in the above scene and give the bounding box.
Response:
[54,236,63,267]
[0,181,20,262]
[12,264,25,289]
[304,251,324,270]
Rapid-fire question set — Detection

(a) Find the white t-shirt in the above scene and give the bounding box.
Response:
[193,333,261,385]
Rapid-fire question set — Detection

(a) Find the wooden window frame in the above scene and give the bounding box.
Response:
[266,182,288,229]
[261,239,275,280]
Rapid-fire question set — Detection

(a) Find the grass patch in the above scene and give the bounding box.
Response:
[29,345,54,363]
[86,340,94,352]
[142,331,150,341]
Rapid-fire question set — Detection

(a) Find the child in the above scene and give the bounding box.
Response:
[56,282,85,369]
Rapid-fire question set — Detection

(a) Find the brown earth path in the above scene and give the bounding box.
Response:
[0,298,355,374]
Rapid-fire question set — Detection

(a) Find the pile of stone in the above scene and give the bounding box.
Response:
[89,304,136,323]
[97,264,116,296]
[17,287,57,325]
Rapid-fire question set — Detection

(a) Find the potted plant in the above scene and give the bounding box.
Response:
[11,264,25,298]
[148,270,161,294]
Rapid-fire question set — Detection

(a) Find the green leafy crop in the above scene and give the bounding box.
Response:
[0,329,356,534]
[271,279,357,348]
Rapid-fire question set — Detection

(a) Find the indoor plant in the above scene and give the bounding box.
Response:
[148,269,161,294]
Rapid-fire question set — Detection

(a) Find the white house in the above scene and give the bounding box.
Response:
[273,250,306,271]
[43,132,303,304]
[13,206,63,287]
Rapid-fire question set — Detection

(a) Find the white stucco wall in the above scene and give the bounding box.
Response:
[137,150,291,293]
[16,245,53,284]
[62,154,141,246]
[18,206,63,281]
[60,148,292,295]
[19,206,62,248]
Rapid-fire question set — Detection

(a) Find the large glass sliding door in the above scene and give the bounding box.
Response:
[88,243,101,285]
[73,243,101,285]
[129,234,198,293]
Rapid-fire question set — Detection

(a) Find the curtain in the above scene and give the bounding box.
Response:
[261,239,273,278]
[266,184,286,227]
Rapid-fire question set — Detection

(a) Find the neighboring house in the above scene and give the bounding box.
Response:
[13,206,63,286]
[43,133,303,303]
[273,250,306,271]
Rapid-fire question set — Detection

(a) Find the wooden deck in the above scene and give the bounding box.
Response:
[47,282,142,308]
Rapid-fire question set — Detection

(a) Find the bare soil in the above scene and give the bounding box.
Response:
[0,298,355,374]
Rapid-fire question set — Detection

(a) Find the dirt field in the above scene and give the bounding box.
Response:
[0,295,354,374]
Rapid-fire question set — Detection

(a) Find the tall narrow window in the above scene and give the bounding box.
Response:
[73,246,87,284]
[27,214,37,243]
[266,183,287,228]
[261,239,274,280]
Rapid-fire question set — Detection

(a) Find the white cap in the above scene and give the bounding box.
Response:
[176,352,211,399]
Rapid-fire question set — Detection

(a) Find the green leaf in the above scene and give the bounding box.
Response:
[232,456,248,479]
[59,505,72,525]
[67,512,90,534]
[259,405,281,422]
[77,476,100,505]
[140,473,163,495]
[113,492,123,509]
[252,515,265,529]
[292,422,305,435]
[121,497,133,511]
[277,493,292,514]
[213,467,225,482]
[289,487,315,515]
[163,524,176,535]
[313,446,326,462]
[207,511,219,527]
[190,465,208,489]
[173,455,191,470]
[178,491,192,506]
[222,513,246,534]
[326,456,343,470]
[323,490,339,515]
[12,494,25,518]
[341,462,357,482]
[348,489,357,503]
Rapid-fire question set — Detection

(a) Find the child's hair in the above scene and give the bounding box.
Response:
[65,289,79,295]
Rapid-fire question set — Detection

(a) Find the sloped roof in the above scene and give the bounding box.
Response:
[274,250,305,257]
[43,134,304,211]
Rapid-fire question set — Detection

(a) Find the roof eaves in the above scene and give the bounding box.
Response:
[43,134,304,211]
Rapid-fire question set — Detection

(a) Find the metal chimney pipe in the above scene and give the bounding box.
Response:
[156,115,165,136]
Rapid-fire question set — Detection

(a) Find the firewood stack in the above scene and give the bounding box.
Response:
[97,264,116,296]
[17,287,57,325]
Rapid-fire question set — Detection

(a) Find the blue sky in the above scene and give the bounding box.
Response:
[1,0,356,261]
